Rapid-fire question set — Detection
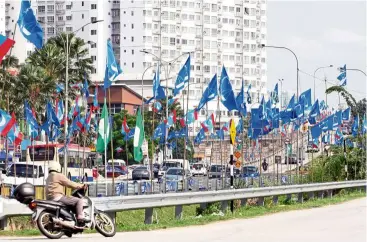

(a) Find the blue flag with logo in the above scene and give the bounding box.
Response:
[153,122,166,140]
[104,39,122,89]
[17,0,44,49]
[220,66,237,111]
[173,55,190,96]
[337,64,347,86]
[236,80,246,117]
[196,74,217,111]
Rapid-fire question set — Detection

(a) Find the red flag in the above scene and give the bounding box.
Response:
[1,112,16,136]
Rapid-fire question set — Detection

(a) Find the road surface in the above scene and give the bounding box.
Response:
[2,198,366,242]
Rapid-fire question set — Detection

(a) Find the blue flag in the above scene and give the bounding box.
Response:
[196,74,217,111]
[220,66,237,111]
[146,65,166,104]
[337,64,347,86]
[173,55,190,96]
[82,73,89,98]
[236,80,246,117]
[17,0,43,49]
[104,39,122,89]
[153,122,166,140]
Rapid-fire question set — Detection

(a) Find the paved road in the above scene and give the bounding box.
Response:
[2,198,366,242]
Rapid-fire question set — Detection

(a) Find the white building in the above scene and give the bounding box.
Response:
[116,0,267,134]
[3,0,109,81]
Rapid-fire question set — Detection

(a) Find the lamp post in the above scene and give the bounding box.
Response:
[260,44,300,182]
[63,20,103,176]
[313,65,333,102]
[337,67,366,76]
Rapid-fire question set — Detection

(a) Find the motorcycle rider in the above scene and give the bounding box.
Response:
[45,162,90,226]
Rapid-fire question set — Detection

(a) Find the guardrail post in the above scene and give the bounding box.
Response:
[200,203,207,210]
[221,201,228,213]
[286,194,292,202]
[272,195,278,205]
[175,205,183,219]
[241,198,247,207]
[0,217,7,230]
[144,208,153,224]
[317,191,324,199]
[327,190,333,198]
[308,192,314,200]
[257,197,264,206]
[297,193,303,203]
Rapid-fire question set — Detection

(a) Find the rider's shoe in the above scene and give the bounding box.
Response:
[76,218,91,227]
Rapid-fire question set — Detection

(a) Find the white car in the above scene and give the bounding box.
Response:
[191,163,207,176]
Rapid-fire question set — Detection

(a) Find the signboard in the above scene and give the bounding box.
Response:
[275,155,281,164]
[234,151,241,159]
[229,119,236,145]
[142,139,148,156]
[284,138,290,145]
[235,161,241,168]
[205,148,211,156]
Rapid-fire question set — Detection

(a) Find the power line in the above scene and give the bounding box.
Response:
[299,69,366,96]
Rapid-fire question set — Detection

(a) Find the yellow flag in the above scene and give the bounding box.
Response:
[229,119,236,144]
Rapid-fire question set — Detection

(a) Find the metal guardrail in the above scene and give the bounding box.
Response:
[0,180,365,229]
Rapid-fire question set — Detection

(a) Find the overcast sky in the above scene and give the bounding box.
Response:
[266,0,366,109]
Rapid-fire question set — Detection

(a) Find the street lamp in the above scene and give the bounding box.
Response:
[313,65,333,102]
[140,50,193,160]
[337,67,366,76]
[63,19,103,175]
[260,44,301,180]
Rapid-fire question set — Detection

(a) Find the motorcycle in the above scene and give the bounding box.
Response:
[13,182,116,239]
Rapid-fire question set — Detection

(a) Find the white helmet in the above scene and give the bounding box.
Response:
[48,162,61,173]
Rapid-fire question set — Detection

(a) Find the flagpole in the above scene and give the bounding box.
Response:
[183,81,189,191]
[125,135,129,195]
[108,88,115,195]
[103,94,108,196]
[151,102,155,193]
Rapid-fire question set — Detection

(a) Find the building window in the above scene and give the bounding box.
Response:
[90,43,96,48]
[82,1,84,6]
[91,30,97,35]
[132,49,134,55]
[47,16,54,23]
[91,56,96,61]
[91,17,97,22]
[82,14,84,19]
[131,11,134,16]
[132,62,134,68]
[66,15,72,20]
[47,5,54,13]
[131,23,134,29]
[38,6,45,13]
[47,27,54,34]
[66,27,73,32]
[131,36,134,42]
[58,16,63,21]
[91,4,97,9]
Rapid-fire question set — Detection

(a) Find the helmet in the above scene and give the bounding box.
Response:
[48,162,61,173]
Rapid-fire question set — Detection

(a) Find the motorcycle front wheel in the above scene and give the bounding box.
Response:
[37,211,64,239]
[94,212,116,237]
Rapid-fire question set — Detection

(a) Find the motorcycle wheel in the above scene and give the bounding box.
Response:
[37,211,64,239]
[94,212,116,237]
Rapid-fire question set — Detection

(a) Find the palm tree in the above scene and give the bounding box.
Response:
[0,55,19,108]
[326,86,366,117]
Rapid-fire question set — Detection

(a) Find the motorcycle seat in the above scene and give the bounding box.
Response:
[34,200,67,207]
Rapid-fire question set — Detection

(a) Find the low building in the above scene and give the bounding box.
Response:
[88,83,145,116]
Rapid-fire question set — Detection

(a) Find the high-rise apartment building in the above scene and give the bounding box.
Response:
[3,0,109,81]
[118,0,267,133]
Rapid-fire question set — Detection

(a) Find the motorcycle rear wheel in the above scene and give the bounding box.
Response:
[94,212,116,237]
[37,211,64,239]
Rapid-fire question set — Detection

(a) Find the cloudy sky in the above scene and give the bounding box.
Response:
[266,0,366,109]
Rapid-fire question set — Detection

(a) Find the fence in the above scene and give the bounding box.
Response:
[1,180,365,229]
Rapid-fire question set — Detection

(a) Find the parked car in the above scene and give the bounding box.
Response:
[106,165,125,178]
[191,163,207,176]
[241,166,259,178]
[132,166,151,180]
[164,168,189,181]
[208,165,225,179]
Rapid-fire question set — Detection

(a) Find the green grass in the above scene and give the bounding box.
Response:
[0,189,365,237]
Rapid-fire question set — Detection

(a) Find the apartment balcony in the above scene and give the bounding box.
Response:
[47,10,55,14]
[56,21,65,26]
[56,9,65,15]
[38,11,45,15]
[112,2,120,9]
[56,0,65,3]
[112,15,120,22]
[112,28,120,35]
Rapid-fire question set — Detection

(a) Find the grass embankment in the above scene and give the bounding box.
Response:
[0,189,365,237]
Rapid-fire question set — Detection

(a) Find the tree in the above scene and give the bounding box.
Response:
[325,86,365,117]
